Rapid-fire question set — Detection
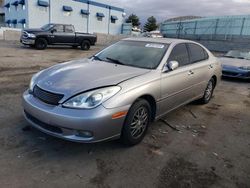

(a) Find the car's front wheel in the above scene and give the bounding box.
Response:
[121,99,151,146]
[199,78,215,104]
[35,38,47,50]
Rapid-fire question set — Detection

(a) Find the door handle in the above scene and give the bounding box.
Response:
[188,70,194,75]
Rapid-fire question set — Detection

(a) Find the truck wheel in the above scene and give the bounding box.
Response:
[120,99,151,146]
[35,38,47,50]
[81,40,90,51]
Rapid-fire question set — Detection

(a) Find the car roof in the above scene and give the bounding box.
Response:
[122,37,194,44]
[50,23,73,26]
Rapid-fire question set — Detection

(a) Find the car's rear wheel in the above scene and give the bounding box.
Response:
[199,78,215,104]
[35,38,47,50]
[81,40,90,51]
[120,99,151,146]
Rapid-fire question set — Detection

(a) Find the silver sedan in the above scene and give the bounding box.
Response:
[22,38,221,146]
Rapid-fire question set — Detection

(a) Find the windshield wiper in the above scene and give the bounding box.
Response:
[224,55,235,58]
[92,55,103,61]
[106,57,125,65]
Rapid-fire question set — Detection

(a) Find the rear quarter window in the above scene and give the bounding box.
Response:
[188,43,209,63]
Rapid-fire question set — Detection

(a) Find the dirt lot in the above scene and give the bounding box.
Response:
[0,41,250,188]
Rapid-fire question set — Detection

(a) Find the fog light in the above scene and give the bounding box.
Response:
[76,131,93,138]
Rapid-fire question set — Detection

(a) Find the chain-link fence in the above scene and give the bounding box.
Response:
[161,15,250,41]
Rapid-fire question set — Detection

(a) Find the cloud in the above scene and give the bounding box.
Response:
[108,0,250,24]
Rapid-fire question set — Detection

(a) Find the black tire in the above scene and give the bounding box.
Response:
[35,38,47,50]
[120,99,152,146]
[81,40,90,51]
[198,78,215,104]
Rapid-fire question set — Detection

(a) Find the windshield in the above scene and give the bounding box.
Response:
[94,41,169,69]
[41,24,54,31]
[224,50,250,60]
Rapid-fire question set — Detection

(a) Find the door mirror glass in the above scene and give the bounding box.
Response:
[168,61,179,71]
[51,29,56,33]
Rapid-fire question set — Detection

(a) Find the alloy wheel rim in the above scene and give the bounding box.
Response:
[130,106,148,139]
[205,81,213,101]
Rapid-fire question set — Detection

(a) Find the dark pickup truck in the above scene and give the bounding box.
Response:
[20,23,97,50]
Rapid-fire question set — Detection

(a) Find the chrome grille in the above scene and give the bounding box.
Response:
[22,31,28,38]
[33,85,64,105]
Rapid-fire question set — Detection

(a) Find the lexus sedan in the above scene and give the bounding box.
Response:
[23,38,221,146]
[220,50,250,79]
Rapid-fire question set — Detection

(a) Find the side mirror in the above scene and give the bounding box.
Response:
[168,61,179,71]
[162,61,179,73]
[51,29,56,33]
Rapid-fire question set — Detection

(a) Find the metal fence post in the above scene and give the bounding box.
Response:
[193,21,197,36]
[214,18,219,40]
[240,17,246,36]
[177,21,181,38]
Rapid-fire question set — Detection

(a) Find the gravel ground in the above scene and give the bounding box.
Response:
[0,41,250,188]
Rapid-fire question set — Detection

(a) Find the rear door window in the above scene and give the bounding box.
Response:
[187,43,208,63]
[168,43,189,67]
[65,25,74,33]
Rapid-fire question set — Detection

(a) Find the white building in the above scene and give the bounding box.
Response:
[3,0,126,34]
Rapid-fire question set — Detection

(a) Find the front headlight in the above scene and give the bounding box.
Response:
[239,66,250,70]
[29,71,43,91]
[63,86,121,109]
[27,33,36,38]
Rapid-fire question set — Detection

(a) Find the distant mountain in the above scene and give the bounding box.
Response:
[165,16,203,22]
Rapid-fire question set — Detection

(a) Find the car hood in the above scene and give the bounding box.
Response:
[219,57,250,67]
[36,58,150,100]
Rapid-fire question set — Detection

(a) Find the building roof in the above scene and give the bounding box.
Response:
[165,16,202,22]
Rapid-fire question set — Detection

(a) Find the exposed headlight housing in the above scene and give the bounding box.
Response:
[29,71,43,92]
[63,86,121,109]
[27,33,36,39]
[239,66,250,70]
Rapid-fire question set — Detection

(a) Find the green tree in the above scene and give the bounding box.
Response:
[126,14,141,27]
[144,16,158,32]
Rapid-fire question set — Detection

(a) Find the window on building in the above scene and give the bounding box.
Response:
[19,19,26,29]
[38,0,49,12]
[4,3,11,12]
[63,6,73,16]
[168,43,190,67]
[81,9,89,18]
[96,13,105,21]
[111,16,118,24]
[19,0,26,10]
[5,20,11,27]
